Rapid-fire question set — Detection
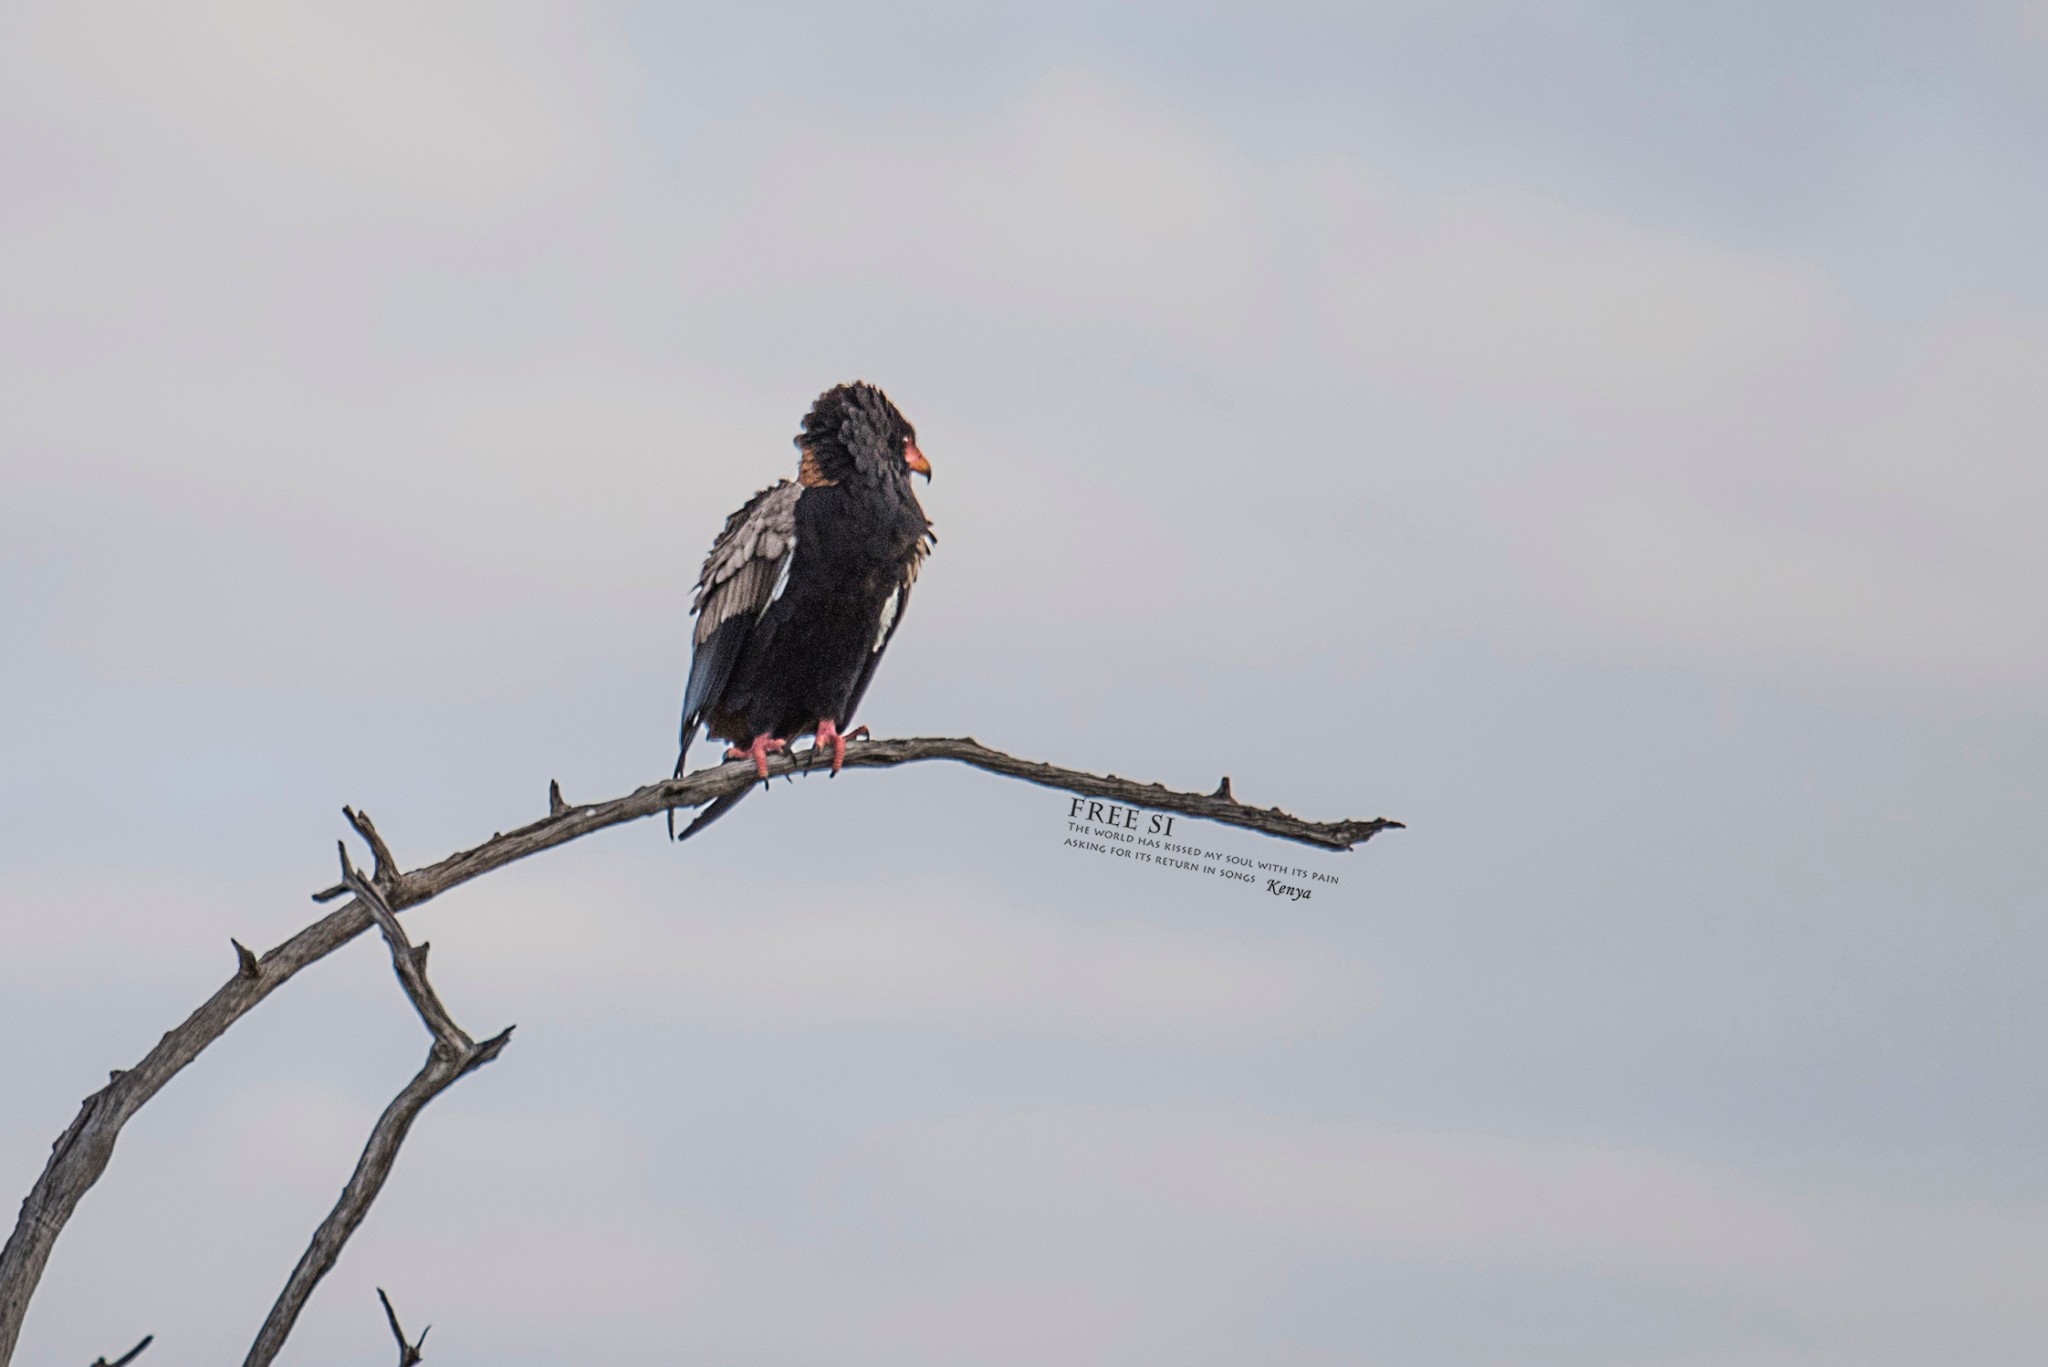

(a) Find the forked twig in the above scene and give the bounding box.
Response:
[342,806,401,890]
[377,1288,427,1366]
[239,845,511,1367]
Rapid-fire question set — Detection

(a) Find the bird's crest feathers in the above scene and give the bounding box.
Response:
[797,381,919,484]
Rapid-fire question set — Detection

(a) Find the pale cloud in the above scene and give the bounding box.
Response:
[874,1106,2048,1363]
[3,363,771,693]
[30,1097,2038,1365]
[0,830,1369,1048]
[6,49,2043,704]
[0,867,282,988]
[0,1,628,221]
[415,863,1370,1044]
[1332,188,1835,404]
[2012,0,2048,43]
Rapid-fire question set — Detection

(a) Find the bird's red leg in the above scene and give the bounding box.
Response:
[724,733,787,779]
[813,719,848,775]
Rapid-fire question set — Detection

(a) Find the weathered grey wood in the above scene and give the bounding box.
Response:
[377,1288,427,1366]
[1,737,1401,1364]
[241,846,508,1367]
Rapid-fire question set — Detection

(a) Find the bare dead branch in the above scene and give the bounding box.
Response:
[337,844,468,1045]
[88,1335,151,1367]
[829,739,1401,850]
[342,806,401,890]
[1,736,1398,1365]
[239,847,510,1367]
[377,1288,427,1366]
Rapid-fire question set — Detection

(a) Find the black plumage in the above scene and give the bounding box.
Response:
[671,382,934,839]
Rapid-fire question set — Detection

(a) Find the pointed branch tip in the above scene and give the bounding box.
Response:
[377,1287,426,1366]
[342,805,399,888]
[92,1334,153,1367]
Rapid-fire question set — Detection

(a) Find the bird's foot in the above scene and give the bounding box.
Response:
[813,719,849,775]
[725,734,787,779]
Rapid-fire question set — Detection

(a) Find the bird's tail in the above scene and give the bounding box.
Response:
[666,720,697,841]
[673,784,751,843]
[675,721,708,840]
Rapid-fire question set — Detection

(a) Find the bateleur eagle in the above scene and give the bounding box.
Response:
[670,382,934,840]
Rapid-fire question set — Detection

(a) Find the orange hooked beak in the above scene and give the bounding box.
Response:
[904,440,932,480]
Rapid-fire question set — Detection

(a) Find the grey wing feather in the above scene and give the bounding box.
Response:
[692,480,801,647]
[680,480,801,747]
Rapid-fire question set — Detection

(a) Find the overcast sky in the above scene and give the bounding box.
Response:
[3,3,2046,1364]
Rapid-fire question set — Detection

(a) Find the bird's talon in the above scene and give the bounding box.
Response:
[813,719,851,774]
[727,734,787,779]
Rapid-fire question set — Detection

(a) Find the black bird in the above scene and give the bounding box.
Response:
[670,382,934,840]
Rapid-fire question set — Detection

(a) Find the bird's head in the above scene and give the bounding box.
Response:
[796,381,931,487]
